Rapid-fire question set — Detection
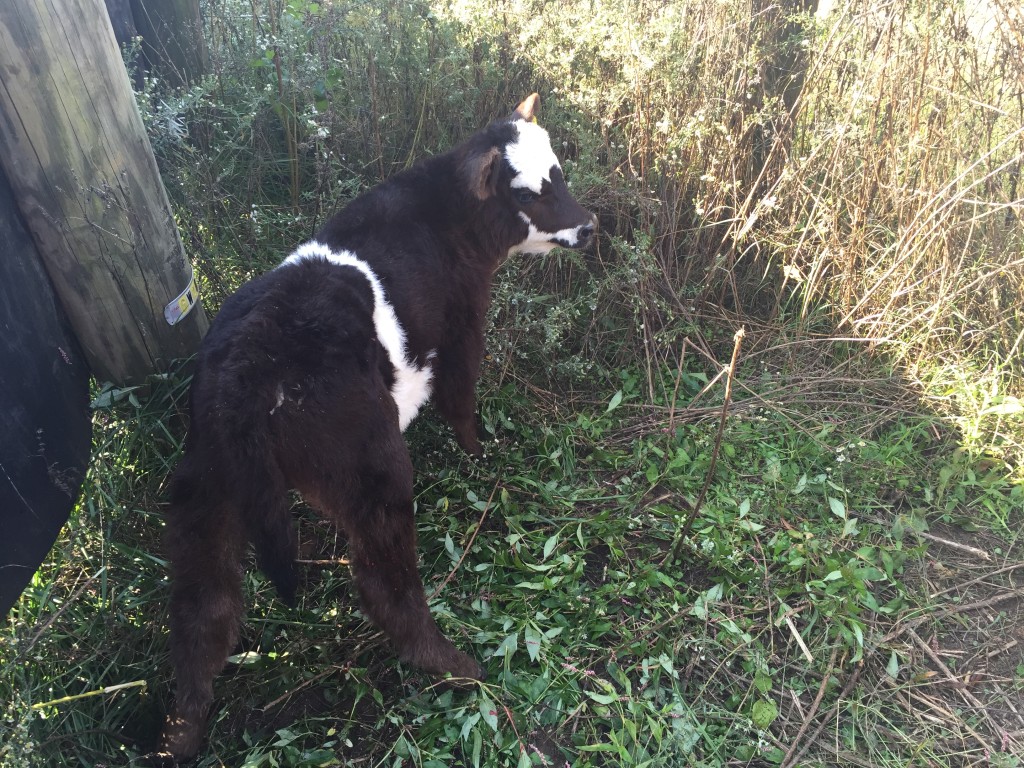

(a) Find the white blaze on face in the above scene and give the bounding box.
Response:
[505,120,590,255]
[280,242,433,431]
[515,213,588,254]
[505,120,560,194]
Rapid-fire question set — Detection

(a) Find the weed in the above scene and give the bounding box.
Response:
[4,0,1024,766]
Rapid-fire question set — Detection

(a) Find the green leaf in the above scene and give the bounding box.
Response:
[751,699,778,730]
[393,733,412,759]
[459,712,481,741]
[472,728,482,766]
[514,581,545,590]
[654,570,676,587]
[90,384,143,409]
[689,583,723,619]
[521,561,558,572]
[492,631,519,659]
[981,397,1023,416]
[851,621,865,661]
[658,653,676,677]
[543,534,559,560]
[585,690,618,705]
[886,651,900,679]
[880,549,895,578]
[754,670,772,693]
[524,624,543,662]
[606,390,624,413]
[226,651,262,665]
[478,692,499,731]
[828,497,847,519]
[854,566,885,581]
[273,727,298,745]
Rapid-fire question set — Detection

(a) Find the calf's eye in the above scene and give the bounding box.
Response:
[514,189,538,205]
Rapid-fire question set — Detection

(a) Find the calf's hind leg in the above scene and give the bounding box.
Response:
[347,481,483,680]
[302,412,483,682]
[157,480,248,762]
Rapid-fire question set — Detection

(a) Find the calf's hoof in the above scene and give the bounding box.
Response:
[450,418,485,457]
[459,433,484,458]
[402,639,485,685]
[441,653,487,686]
[146,749,180,768]
[155,709,207,765]
[440,663,487,690]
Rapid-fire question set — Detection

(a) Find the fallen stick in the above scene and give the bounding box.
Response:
[664,327,745,564]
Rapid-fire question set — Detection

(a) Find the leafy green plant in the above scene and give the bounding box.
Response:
[4,1,1023,766]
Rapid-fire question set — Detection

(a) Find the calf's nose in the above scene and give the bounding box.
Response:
[577,219,596,246]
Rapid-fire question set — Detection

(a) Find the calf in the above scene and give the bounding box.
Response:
[157,94,595,762]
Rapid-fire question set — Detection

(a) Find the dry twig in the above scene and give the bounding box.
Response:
[779,661,865,768]
[779,648,837,768]
[429,480,499,600]
[664,327,745,564]
[914,530,992,561]
[930,561,1024,599]
[907,628,1016,753]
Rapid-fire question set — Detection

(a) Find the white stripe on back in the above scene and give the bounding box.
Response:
[281,241,434,430]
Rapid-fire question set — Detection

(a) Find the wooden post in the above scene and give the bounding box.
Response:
[0,0,207,386]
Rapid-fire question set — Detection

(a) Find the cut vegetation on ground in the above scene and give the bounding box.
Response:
[3,0,1023,766]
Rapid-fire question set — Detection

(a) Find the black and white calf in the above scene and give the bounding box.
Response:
[158,94,595,762]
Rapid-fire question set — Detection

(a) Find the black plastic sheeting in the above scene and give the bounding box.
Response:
[0,162,91,616]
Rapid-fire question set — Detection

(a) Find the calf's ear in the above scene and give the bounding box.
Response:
[460,146,502,200]
[513,93,540,123]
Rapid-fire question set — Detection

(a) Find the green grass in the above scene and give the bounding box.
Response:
[3,339,1022,766]
[4,0,1024,765]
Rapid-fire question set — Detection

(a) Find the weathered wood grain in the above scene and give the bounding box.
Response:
[0,0,207,385]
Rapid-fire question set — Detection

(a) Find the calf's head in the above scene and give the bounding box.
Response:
[461,94,596,255]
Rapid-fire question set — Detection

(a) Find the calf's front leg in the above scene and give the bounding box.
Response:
[432,327,487,456]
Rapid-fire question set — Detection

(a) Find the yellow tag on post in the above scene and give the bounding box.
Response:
[164,271,199,326]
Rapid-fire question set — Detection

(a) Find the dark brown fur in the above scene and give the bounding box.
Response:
[156,95,594,763]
